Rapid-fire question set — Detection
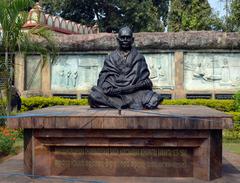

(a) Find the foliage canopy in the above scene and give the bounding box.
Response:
[226,0,240,32]
[168,0,223,32]
[41,0,169,32]
[40,0,235,32]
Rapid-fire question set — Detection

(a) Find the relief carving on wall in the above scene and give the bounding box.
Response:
[51,55,105,91]
[144,53,174,90]
[51,53,175,91]
[184,53,240,90]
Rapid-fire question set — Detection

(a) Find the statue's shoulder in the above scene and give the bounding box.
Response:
[106,49,119,60]
[102,50,119,66]
[110,49,119,57]
[132,47,145,60]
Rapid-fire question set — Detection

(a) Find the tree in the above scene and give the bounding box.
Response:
[116,0,164,32]
[40,0,121,32]
[167,0,183,32]
[0,0,56,116]
[226,0,240,31]
[153,0,170,27]
[41,0,168,32]
[168,0,223,32]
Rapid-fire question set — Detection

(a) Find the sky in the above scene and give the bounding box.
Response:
[208,0,227,17]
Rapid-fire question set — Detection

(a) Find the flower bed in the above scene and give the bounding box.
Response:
[0,128,18,156]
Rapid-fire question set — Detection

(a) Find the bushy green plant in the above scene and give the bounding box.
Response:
[0,0,57,115]
[0,100,6,126]
[21,97,236,112]
[224,112,240,142]
[233,91,240,112]
[21,97,88,112]
[0,128,18,155]
[226,112,240,122]
[162,99,235,112]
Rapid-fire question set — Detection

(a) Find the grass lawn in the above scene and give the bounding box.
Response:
[223,143,240,155]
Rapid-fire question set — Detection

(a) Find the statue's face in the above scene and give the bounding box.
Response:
[117,27,134,51]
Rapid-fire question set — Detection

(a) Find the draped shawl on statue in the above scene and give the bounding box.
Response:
[97,48,152,91]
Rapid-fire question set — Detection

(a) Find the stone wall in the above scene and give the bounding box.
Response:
[50,31,240,51]
[13,31,240,99]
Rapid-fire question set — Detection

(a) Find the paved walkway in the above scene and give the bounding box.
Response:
[0,151,239,183]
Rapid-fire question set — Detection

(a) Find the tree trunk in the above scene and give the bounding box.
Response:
[5,50,11,116]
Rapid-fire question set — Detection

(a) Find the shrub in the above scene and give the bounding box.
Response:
[226,112,240,122]
[162,99,235,112]
[21,97,236,112]
[0,100,6,126]
[0,128,18,155]
[233,91,240,112]
[224,112,240,142]
[21,97,88,112]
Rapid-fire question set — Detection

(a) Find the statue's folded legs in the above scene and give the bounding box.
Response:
[89,86,163,109]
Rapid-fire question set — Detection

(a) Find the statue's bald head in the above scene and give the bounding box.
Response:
[118,26,133,38]
[117,26,134,51]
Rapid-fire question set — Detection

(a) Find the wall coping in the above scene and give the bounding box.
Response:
[50,31,240,51]
[1,31,240,52]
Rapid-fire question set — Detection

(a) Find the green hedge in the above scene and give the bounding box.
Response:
[13,91,239,112]
[224,112,240,142]
[162,99,235,112]
[226,112,240,122]
[233,91,240,112]
[21,97,236,112]
[0,100,6,126]
[21,97,88,112]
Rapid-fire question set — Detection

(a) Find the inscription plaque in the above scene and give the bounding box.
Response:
[52,147,193,177]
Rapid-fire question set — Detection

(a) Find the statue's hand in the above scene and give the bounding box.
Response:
[103,87,112,95]
[105,87,125,96]
[111,88,122,95]
[135,79,152,90]
[119,86,135,94]
[102,79,152,96]
[120,80,152,94]
[102,86,121,96]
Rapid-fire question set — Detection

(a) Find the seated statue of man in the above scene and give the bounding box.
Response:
[89,26,163,109]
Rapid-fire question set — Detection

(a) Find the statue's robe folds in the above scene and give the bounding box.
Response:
[89,48,162,109]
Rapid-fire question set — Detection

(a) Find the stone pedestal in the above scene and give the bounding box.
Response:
[7,106,233,181]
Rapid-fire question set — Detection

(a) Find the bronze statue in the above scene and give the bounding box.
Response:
[89,26,163,109]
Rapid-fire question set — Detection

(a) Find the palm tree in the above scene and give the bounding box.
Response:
[0,0,56,117]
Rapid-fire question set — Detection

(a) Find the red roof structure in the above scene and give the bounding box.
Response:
[23,2,99,35]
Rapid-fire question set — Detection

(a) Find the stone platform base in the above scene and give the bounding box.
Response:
[8,106,233,181]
